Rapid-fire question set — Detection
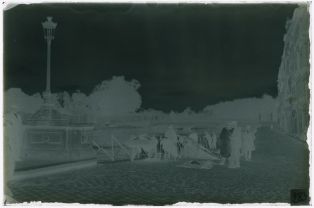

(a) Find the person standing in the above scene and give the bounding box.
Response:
[205,131,212,149]
[176,135,184,158]
[228,122,242,168]
[164,125,179,159]
[211,132,217,150]
[247,126,256,160]
[242,125,253,161]
[217,124,233,165]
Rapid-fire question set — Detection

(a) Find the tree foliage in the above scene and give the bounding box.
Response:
[88,76,142,116]
[4,88,43,114]
[5,76,142,118]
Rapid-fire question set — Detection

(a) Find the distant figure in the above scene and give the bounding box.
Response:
[210,132,217,150]
[228,122,242,168]
[205,131,213,149]
[217,125,233,165]
[163,125,179,159]
[162,138,178,159]
[156,137,162,154]
[176,136,184,157]
[149,135,159,158]
[155,135,166,159]
[242,126,256,161]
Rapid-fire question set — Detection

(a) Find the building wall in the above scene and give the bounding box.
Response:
[277,6,310,140]
[22,128,95,163]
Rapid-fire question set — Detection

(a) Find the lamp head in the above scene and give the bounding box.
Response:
[42,16,57,40]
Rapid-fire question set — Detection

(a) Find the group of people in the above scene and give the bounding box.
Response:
[163,126,218,160]
[217,121,256,168]
[130,122,256,166]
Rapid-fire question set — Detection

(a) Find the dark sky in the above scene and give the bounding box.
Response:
[4,3,297,112]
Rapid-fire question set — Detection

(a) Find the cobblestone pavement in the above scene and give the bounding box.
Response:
[8,127,309,205]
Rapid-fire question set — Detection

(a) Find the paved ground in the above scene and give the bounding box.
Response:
[7,127,309,205]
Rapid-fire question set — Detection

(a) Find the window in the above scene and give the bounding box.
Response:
[28,130,63,145]
[30,134,49,144]
[47,133,63,145]
[81,131,90,144]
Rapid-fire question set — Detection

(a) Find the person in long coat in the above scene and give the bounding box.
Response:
[228,123,242,168]
[217,125,233,165]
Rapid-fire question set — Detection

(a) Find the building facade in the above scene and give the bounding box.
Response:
[20,103,95,168]
[277,6,310,140]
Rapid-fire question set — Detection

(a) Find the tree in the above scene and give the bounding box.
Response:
[55,91,91,117]
[202,94,277,121]
[4,88,43,114]
[59,91,72,110]
[71,91,90,114]
[88,76,142,117]
[49,93,62,109]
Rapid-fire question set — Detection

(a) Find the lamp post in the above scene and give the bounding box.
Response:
[42,16,57,103]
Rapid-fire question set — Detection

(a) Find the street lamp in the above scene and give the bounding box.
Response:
[42,16,57,102]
